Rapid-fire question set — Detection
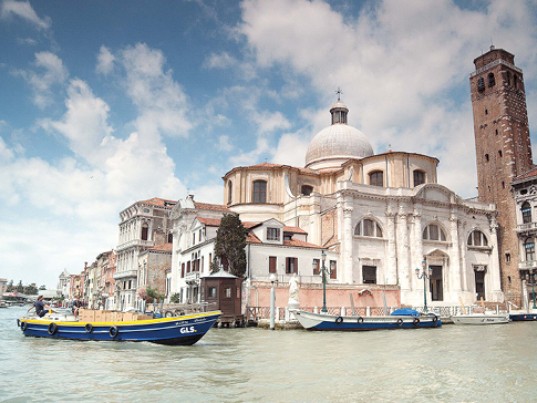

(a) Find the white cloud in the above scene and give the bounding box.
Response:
[218,135,233,152]
[96,45,115,75]
[204,51,236,69]
[15,51,68,108]
[121,43,193,138]
[1,0,51,30]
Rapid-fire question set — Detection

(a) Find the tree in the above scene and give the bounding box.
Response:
[6,280,13,292]
[16,280,24,292]
[214,213,248,277]
[39,285,47,290]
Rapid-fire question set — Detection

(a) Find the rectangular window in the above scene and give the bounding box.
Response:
[267,227,280,241]
[286,257,298,274]
[369,171,383,187]
[225,288,232,298]
[269,256,277,274]
[312,258,320,275]
[362,266,377,284]
[429,224,439,241]
[208,287,217,298]
[525,242,535,262]
[330,260,337,279]
[253,180,267,203]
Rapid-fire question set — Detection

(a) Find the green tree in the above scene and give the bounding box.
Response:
[16,280,24,292]
[24,283,38,295]
[214,213,248,277]
[39,285,47,290]
[6,280,13,292]
[170,293,181,303]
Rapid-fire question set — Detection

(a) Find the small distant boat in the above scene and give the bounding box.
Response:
[291,308,442,331]
[451,312,510,325]
[0,300,8,308]
[17,309,221,345]
[508,310,537,321]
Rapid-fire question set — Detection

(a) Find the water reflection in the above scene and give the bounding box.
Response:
[2,307,537,402]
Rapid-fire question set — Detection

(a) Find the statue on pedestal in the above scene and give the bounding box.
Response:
[288,273,300,309]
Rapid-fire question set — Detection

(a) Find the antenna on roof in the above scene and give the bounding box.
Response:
[336,87,343,101]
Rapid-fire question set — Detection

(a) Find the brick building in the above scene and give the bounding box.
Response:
[470,46,534,304]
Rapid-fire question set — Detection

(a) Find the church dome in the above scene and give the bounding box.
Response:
[305,100,374,169]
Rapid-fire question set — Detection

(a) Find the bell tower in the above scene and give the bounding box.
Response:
[469,46,533,303]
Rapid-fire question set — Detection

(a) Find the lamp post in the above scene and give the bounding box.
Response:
[321,250,328,313]
[269,274,277,330]
[415,258,433,312]
[526,270,537,310]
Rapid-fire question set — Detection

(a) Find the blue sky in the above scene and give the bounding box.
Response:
[1,0,537,289]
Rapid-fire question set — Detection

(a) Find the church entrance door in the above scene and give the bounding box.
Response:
[429,265,443,301]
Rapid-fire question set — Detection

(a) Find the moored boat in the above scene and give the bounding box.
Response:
[291,309,442,331]
[451,312,510,325]
[508,310,537,321]
[17,309,221,345]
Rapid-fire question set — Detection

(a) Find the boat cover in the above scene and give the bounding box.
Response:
[390,308,420,317]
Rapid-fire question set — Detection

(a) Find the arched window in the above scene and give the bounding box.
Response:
[413,170,425,186]
[522,202,532,224]
[477,77,485,92]
[369,171,383,187]
[467,230,488,247]
[301,185,313,196]
[488,72,495,87]
[354,218,383,238]
[525,239,535,262]
[141,222,149,241]
[227,181,233,204]
[422,224,446,241]
[252,180,267,203]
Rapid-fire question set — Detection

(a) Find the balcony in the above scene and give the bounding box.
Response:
[517,222,537,234]
[519,260,537,271]
[184,271,200,284]
[113,270,138,280]
[116,239,155,251]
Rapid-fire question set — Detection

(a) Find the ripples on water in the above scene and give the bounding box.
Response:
[2,307,537,402]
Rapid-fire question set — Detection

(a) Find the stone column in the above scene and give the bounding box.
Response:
[449,213,462,299]
[342,203,354,284]
[397,206,410,292]
[385,204,397,285]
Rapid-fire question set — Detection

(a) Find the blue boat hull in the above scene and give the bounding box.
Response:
[17,311,221,345]
[509,313,537,321]
[292,310,442,331]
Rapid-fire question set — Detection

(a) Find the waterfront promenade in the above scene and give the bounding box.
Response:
[2,306,537,402]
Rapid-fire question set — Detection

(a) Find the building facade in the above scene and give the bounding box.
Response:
[470,46,534,304]
[114,197,175,310]
[168,98,504,311]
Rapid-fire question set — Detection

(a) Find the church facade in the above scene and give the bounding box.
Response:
[170,98,504,311]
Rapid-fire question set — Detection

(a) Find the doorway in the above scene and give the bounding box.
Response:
[429,265,443,301]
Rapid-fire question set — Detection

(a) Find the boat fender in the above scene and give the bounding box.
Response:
[397,318,404,327]
[16,319,20,328]
[412,318,420,326]
[109,326,119,339]
[48,322,58,335]
[356,317,364,323]
[85,323,93,333]
[335,316,344,324]
[432,315,438,323]
[21,321,28,331]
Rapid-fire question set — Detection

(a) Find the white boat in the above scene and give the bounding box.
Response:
[451,312,510,325]
[291,308,442,331]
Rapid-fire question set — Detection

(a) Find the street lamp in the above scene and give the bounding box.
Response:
[525,270,537,310]
[415,258,433,312]
[320,250,328,313]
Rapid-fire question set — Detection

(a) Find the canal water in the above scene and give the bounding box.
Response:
[1,306,536,403]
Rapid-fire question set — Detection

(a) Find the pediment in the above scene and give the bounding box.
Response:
[416,184,454,204]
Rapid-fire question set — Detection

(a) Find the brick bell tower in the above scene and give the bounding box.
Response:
[470,46,533,303]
